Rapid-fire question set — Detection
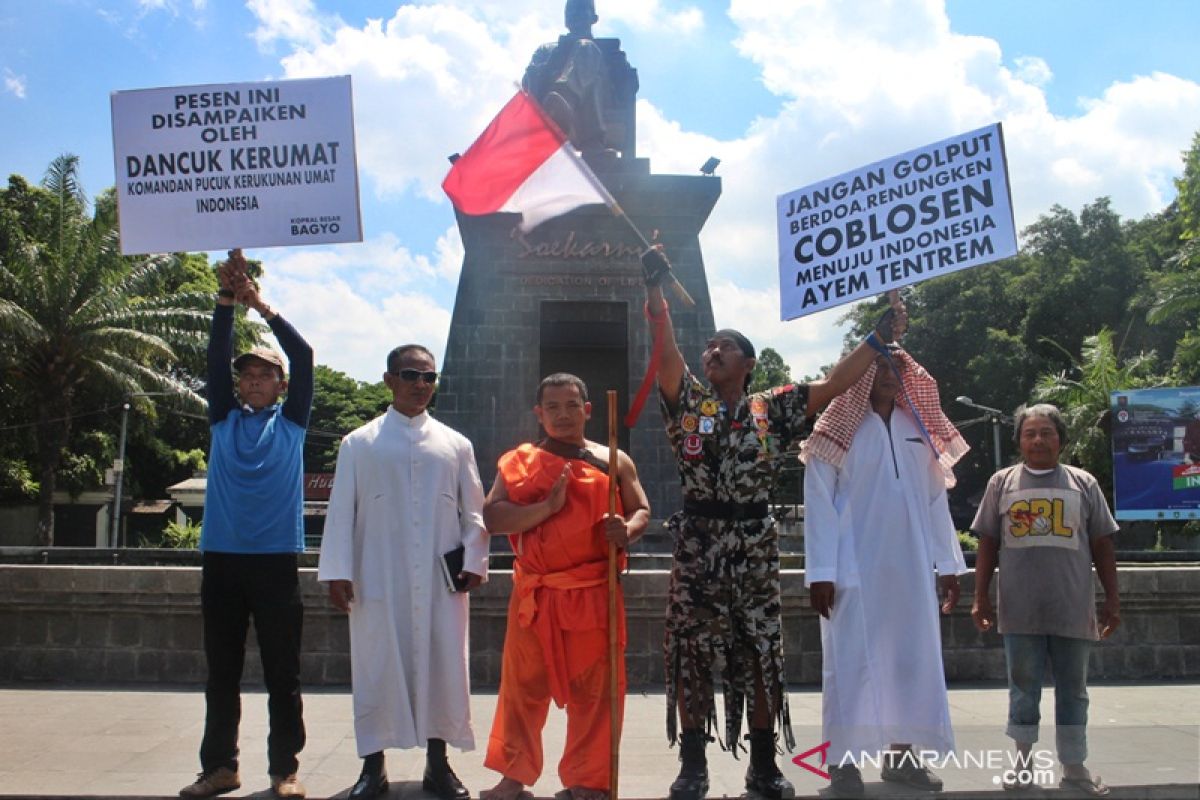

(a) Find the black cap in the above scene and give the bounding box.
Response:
[711,328,755,359]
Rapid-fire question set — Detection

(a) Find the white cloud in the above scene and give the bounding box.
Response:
[626,0,1200,374]
[1013,55,1052,87]
[262,273,453,381]
[247,0,328,51]
[270,5,528,200]
[255,232,463,379]
[136,0,207,16]
[599,0,704,34]
[3,68,26,99]
[250,0,1200,380]
[431,226,465,281]
[264,234,438,283]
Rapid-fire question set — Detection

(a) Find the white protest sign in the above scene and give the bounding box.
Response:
[111,76,362,254]
[776,122,1017,320]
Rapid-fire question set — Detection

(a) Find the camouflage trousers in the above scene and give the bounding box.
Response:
[663,512,794,753]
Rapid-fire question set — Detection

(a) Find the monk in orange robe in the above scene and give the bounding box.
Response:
[481,373,650,800]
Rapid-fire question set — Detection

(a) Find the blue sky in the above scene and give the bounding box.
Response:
[3,0,1200,382]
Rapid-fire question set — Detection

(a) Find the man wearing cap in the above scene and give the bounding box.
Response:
[182,250,313,799]
[801,348,969,798]
[639,248,906,800]
[318,344,488,800]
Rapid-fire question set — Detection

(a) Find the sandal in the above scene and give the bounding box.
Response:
[1060,774,1110,797]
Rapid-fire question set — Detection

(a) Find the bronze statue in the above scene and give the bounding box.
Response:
[524,0,614,154]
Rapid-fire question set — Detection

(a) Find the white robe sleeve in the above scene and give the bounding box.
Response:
[317,435,357,583]
[458,439,489,581]
[803,458,841,586]
[924,451,967,576]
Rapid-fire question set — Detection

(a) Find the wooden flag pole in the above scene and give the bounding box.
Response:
[606,389,621,800]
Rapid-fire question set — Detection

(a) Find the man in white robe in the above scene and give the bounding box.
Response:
[318,344,489,800]
[801,347,969,799]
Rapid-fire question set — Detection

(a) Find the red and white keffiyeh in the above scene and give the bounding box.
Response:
[799,349,969,487]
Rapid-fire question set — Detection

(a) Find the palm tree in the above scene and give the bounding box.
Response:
[0,155,211,545]
[1145,258,1200,379]
[1032,327,1163,497]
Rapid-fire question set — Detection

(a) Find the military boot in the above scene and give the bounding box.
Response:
[744,729,795,800]
[668,730,709,800]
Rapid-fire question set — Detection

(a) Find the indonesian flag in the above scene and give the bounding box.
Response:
[442,91,612,232]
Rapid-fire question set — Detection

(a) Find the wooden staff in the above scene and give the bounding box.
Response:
[606,389,621,800]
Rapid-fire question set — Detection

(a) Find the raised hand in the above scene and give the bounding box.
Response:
[874,290,908,344]
[640,245,673,288]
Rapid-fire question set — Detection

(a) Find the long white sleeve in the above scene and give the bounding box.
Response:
[925,452,967,576]
[316,436,358,583]
[803,458,842,586]
[458,440,489,581]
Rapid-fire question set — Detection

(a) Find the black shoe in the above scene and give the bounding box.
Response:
[348,768,388,800]
[881,760,943,792]
[828,765,864,799]
[424,762,470,800]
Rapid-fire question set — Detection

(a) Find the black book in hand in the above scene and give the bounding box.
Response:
[440,545,469,592]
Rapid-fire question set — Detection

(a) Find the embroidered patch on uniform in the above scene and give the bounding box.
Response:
[683,433,703,457]
[749,397,768,416]
[681,413,699,432]
[699,399,719,416]
[698,416,716,434]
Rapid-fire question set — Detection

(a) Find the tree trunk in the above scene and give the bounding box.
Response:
[35,402,71,547]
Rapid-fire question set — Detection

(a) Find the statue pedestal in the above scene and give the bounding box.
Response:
[436,157,721,517]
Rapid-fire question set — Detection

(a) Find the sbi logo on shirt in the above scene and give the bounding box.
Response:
[1007,498,1074,538]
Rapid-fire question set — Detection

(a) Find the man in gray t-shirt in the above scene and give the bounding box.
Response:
[971,403,1119,796]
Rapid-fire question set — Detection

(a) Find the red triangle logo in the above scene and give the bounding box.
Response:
[791,740,832,780]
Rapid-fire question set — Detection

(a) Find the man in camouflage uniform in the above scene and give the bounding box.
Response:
[640,248,905,800]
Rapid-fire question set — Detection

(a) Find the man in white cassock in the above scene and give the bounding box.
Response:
[318,344,489,800]
[800,346,969,800]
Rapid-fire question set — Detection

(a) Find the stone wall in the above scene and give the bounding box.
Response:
[2,564,1197,687]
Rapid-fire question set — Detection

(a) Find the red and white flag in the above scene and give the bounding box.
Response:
[442,91,612,232]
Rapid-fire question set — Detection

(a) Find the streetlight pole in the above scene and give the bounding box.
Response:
[109,402,130,548]
[109,391,176,548]
[956,396,1009,473]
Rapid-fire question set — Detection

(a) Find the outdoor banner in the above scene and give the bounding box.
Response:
[776,122,1017,320]
[111,76,362,255]
[1110,386,1200,521]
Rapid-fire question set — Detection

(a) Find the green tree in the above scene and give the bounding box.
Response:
[0,155,211,544]
[305,365,391,472]
[749,347,793,394]
[1141,131,1200,381]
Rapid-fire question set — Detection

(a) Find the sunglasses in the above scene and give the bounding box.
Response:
[393,368,439,384]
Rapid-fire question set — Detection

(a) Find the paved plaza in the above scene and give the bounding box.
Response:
[0,682,1196,799]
